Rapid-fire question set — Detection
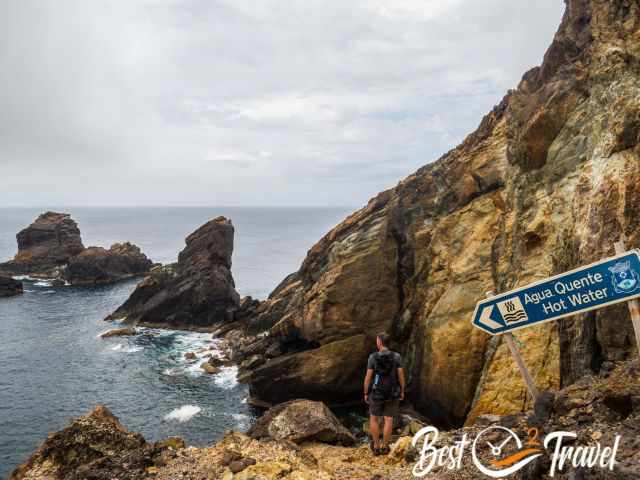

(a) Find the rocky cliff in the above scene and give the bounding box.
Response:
[0,212,154,284]
[240,0,640,427]
[106,216,240,328]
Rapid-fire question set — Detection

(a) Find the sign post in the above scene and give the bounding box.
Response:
[473,249,640,400]
[614,239,640,354]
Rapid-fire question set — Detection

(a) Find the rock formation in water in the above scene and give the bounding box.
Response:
[0,212,84,277]
[0,212,154,285]
[0,275,23,297]
[106,216,240,328]
[237,0,640,427]
[64,243,154,284]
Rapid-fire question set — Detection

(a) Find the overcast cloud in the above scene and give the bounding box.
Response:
[1,0,564,207]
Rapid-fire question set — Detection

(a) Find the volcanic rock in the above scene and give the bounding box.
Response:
[239,0,640,427]
[63,243,154,284]
[0,212,84,277]
[0,275,23,297]
[10,405,149,480]
[106,216,240,328]
[100,327,137,338]
[247,399,356,446]
[0,212,154,285]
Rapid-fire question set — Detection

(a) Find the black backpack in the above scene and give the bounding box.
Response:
[371,351,399,400]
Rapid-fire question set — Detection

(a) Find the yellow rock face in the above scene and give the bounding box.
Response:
[245,0,640,426]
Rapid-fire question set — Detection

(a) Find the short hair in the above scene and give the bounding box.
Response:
[377,333,390,346]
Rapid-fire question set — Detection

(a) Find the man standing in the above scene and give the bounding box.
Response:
[364,333,405,455]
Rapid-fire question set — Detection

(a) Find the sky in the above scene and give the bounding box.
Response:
[1,0,565,208]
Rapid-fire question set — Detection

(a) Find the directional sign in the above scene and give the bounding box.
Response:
[472,250,640,335]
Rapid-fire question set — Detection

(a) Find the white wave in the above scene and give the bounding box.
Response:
[34,281,53,287]
[213,366,238,389]
[13,275,37,281]
[110,344,142,353]
[232,413,251,430]
[164,405,201,423]
[39,290,55,294]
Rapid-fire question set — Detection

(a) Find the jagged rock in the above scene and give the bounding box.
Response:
[240,0,640,426]
[63,243,154,284]
[0,212,84,277]
[106,217,240,328]
[247,399,356,446]
[0,212,154,285]
[10,405,149,480]
[0,275,23,297]
[100,327,137,338]
[184,352,197,360]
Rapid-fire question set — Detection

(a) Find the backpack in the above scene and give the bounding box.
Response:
[371,351,399,400]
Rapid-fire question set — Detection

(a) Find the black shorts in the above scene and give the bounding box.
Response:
[369,397,400,417]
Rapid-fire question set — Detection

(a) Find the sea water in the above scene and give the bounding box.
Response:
[0,206,352,477]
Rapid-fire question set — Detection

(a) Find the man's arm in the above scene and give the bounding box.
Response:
[364,368,373,403]
[398,367,406,400]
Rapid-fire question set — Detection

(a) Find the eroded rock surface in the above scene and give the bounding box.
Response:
[0,275,23,297]
[0,212,154,285]
[0,212,84,277]
[106,216,240,328]
[64,243,154,284]
[247,399,356,446]
[239,0,640,426]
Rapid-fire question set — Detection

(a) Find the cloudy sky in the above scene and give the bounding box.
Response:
[2,0,564,207]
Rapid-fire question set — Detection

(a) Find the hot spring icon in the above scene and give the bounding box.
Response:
[608,261,639,294]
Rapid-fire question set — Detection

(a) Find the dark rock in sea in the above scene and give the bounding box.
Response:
[0,212,154,285]
[100,327,137,338]
[0,275,23,297]
[106,216,240,328]
[63,242,154,284]
[247,399,356,446]
[0,212,84,277]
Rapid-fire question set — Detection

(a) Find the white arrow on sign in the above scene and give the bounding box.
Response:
[478,305,503,330]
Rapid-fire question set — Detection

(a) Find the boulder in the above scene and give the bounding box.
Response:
[106,216,240,328]
[247,399,355,446]
[0,275,23,297]
[0,212,84,277]
[201,362,220,374]
[10,406,148,480]
[100,327,137,338]
[184,352,197,360]
[63,243,154,284]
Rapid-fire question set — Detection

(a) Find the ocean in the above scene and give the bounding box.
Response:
[0,206,353,477]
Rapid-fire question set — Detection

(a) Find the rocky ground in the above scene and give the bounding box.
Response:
[12,356,640,479]
[0,212,155,285]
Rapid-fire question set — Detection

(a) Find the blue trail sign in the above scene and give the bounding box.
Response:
[472,250,640,335]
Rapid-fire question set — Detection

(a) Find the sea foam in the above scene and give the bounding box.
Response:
[164,405,201,423]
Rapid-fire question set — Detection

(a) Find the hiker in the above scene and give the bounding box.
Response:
[363,333,405,455]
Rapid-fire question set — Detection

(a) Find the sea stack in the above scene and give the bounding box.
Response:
[106,216,240,328]
[0,212,84,277]
[0,212,155,285]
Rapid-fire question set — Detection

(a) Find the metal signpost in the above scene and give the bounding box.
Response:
[472,244,640,401]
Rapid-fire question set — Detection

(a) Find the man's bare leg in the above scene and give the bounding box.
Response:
[382,416,394,448]
[370,415,381,449]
